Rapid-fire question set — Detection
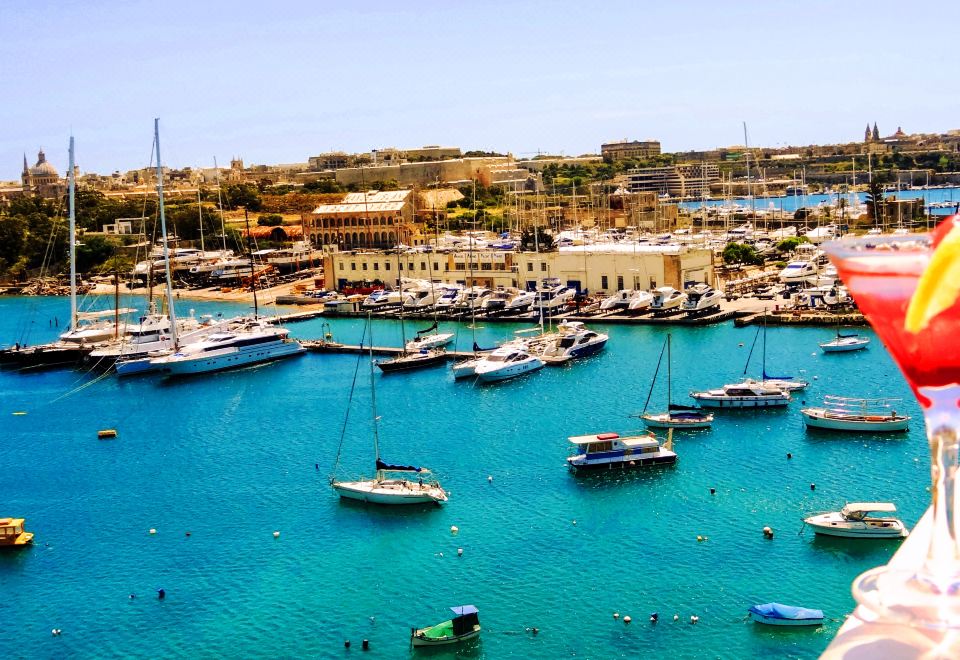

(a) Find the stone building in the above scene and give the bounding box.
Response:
[308,190,424,249]
[601,140,662,162]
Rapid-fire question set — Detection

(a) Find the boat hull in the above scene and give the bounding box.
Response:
[749,612,823,626]
[567,454,677,472]
[158,342,305,376]
[475,360,543,382]
[820,340,869,353]
[332,481,446,505]
[691,395,789,408]
[804,522,907,539]
[802,410,909,432]
[377,352,447,372]
[411,627,480,647]
[641,413,713,429]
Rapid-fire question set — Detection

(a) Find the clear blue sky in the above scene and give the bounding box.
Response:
[2,0,957,179]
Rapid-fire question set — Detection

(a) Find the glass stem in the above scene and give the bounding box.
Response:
[920,385,960,575]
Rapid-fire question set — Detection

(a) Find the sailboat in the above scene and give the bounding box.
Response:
[819,318,870,353]
[149,122,304,377]
[640,335,713,429]
[377,252,446,372]
[742,313,808,391]
[331,319,448,505]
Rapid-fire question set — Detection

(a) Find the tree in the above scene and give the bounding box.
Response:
[775,237,809,253]
[722,242,763,266]
[519,227,555,252]
[257,214,283,227]
[75,236,116,273]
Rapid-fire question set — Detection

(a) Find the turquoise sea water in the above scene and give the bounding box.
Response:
[0,296,928,659]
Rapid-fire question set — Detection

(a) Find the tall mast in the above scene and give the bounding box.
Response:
[667,333,672,410]
[369,319,380,465]
[743,121,755,221]
[68,136,77,331]
[197,187,205,252]
[154,119,179,347]
[214,156,227,252]
[244,209,259,318]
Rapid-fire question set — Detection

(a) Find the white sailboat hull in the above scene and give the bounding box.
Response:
[801,408,909,432]
[641,412,713,429]
[332,479,447,505]
[820,338,870,352]
[155,340,304,375]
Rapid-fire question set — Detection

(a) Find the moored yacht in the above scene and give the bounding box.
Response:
[150,319,305,376]
[801,396,909,432]
[779,260,818,284]
[473,345,544,382]
[626,289,655,313]
[690,381,791,408]
[361,289,404,310]
[566,431,676,472]
[534,277,577,315]
[650,286,686,312]
[804,502,908,539]
[535,320,608,364]
[681,283,722,314]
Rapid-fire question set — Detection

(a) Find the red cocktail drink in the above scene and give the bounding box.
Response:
[825,218,960,629]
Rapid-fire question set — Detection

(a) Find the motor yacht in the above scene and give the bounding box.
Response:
[433,285,463,312]
[681,283,722,314]
[503,290,536,312]
[650,287,686,312]
[150,319,304,376]
[454,286,493,313]
[566,431,676,472]
[600,289,635,311]
[473,345,544,382]
[534,277,577,315]
[266,241,323,273]
[361,289,404,310]
[779,260,819,284]
[535,321,608,364]
[804,502,908,538]
[59,308,136,345]
[689,381,791,408]
[626,290,655,313]
[403,286,440,311]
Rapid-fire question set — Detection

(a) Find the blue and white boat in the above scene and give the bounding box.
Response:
[748,603,824,626]
[566,431,676,472]
[536,321,608,364]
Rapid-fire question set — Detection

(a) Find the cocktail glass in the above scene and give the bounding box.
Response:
[824,221,960,629]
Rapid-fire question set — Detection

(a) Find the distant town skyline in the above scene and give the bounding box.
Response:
[3,0,958,180]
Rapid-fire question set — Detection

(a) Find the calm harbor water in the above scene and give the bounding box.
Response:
[0,296,928,659]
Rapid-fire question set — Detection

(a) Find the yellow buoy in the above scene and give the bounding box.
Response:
[98,429,118,439]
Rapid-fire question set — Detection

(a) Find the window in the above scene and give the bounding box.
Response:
[398,263,403,271]
[481,263,492,271]
[373,262,379,271]
[540,263,547,272]
[385,262,391,270]
[339,262,344,270]
[362,262,368,271]
[650,278,657,288]
[617,275,624,290]
[433,262,439,271]
[421,262,426,271]
[526,263,533,272]
[408,263,415,271]
[351,263,356,271]
[601,275,608,289]
[455,262,465,270]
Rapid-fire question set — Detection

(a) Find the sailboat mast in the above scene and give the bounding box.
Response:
[213,157,228,252]
[369,321,380,463]
[197,188,205,252]
[67,136,77,330]
[154,118,179,346]
[244,209,259,318]
[667,333,673,410]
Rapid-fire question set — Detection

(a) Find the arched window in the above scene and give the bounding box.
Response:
[388,231,396,244]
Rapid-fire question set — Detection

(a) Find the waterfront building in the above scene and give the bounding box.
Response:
[601,139,662,162]
[308,189,422,249]
[322,245,713,294]
[333,156,511,189]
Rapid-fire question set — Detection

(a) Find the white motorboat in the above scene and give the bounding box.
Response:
[681,283,722,314]
[187,250,236,277]
[88,307,196,361]
[361,289,403,310]
[433,285,463,312]
[626,290,655,313]
[451,355,483,380]
[211,258,255,282]
[535,320,607,364]
[503,290,536,312]
[566,431,677,472]
[779,260,819,284]
[534,277,577,315]
[804,502,908,539]
[820,333,870,352]
[690,381,791,408]
[150,319,305,376]
[650,286,686,312]
[473,346,544,383]
[58,308,136,345]
[455,286,493,312]
[481,287,514,312]
[600,289,634,311]
[801,396,910,432]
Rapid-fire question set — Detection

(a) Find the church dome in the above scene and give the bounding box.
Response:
[29,149,59,178]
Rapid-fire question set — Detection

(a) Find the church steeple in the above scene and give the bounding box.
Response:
[872,123,879,141]
[864,123,871,142]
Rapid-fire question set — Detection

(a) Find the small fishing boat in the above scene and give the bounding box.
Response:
[748,603,824,626]
[804,502,908,539]
[0,517,34,548]
[411,605,481,647]
[566,431,676,472]
[640,335,713,429]
[801,396,909,432]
